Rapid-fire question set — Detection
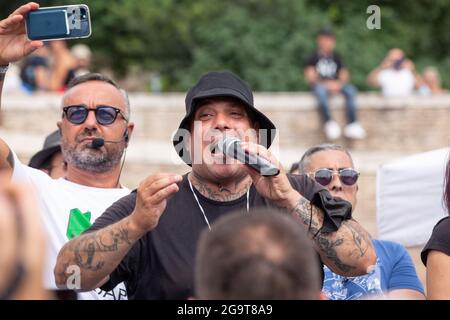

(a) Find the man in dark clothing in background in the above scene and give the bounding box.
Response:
[304,28,366,141]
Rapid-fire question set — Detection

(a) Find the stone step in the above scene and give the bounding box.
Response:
[1,93,449,153]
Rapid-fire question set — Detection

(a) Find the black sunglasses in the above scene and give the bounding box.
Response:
[62,105,128,125]
[309,168,360,186]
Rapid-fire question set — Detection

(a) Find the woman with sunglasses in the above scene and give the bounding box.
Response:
[295,144,425,299]
[421,153,450,299]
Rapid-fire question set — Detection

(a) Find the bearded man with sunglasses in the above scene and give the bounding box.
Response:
[298,144,425,299]
[0,3,132,299]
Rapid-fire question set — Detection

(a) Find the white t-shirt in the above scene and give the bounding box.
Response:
[378,69,416,97]
[11,151,130,300]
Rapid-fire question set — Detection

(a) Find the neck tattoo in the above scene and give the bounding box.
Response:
[190,172,251,202]
[188,177,250,231]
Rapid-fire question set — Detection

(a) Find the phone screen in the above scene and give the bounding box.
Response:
[26,9,70,40]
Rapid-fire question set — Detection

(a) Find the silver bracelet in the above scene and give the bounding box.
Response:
[0,64,9,75]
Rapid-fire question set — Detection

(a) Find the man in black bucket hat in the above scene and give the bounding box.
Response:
[28,130,66,179]
[57,71,376,299]
[173,71,276,165]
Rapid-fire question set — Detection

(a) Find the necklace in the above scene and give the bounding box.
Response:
[188,178,250,230]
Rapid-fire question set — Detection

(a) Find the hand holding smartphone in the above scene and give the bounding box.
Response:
[25,4,91,41]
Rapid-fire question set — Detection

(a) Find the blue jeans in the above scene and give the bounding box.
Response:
[312,83,358,123]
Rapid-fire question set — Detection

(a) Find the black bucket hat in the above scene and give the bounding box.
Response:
[172,71,277,165]
[28,130,61,169]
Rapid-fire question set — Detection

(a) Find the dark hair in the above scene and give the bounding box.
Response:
[39,154,54,172]
[289,161,299,174]
[65,73,130,118]
[195,208,320,299]
[317,27,335,38]
[445,153,450,214]
[298,144,354,174]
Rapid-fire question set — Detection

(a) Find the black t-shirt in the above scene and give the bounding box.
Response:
[87,173,352,299]
[421,216,450,266]
[304,52,344,80]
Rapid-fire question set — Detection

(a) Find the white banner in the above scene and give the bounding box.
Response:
[377,147,449,247]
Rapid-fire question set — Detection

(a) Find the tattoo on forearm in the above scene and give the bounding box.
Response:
[314,233,353,273]
[342,220,370,257]
[290,197,321,232]
[66,222,132,273]
[290,197,355,273]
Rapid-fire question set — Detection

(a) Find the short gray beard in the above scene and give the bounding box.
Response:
[62,143,124,173]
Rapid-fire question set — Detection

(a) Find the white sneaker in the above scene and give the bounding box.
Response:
[324,120,341,140]
[344,122,366,140]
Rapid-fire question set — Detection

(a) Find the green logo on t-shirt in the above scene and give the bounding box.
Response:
[66,208,92,240]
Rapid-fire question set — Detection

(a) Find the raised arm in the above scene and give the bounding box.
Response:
[288,196,375,277]
[0,3,43,177]
[55,214,142,290]
[304,66,318,86]
[367,55,392,88]
[54,173,182,290]
[242,142,376,277]
[367,65,384,88]
[338,68,350,84]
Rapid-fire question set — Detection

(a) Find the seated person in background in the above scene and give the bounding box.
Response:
[418,66,446,95]
[367,48,422,97]
[19,44,50,92]
[304,28,366,141]
[19,40,78,93]
[195,208,324,299]
[48,40,77,92]
[421,152,450,299]
[3,63,23,93]
[28,130,66,179]
[298,144,425,300]
[0,183,51,300]
[70,44,92,78]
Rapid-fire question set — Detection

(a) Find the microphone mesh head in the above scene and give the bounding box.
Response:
[91,138,105,149]
[218,136,240,153]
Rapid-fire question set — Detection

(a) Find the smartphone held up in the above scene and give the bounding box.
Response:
[25,4,91,41]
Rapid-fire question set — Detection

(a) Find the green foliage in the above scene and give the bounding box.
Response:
[1,0,449,91]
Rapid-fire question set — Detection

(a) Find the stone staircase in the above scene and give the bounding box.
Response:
[2,91,450,288]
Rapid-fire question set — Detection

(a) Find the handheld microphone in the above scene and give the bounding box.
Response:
[215,136,280,177]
